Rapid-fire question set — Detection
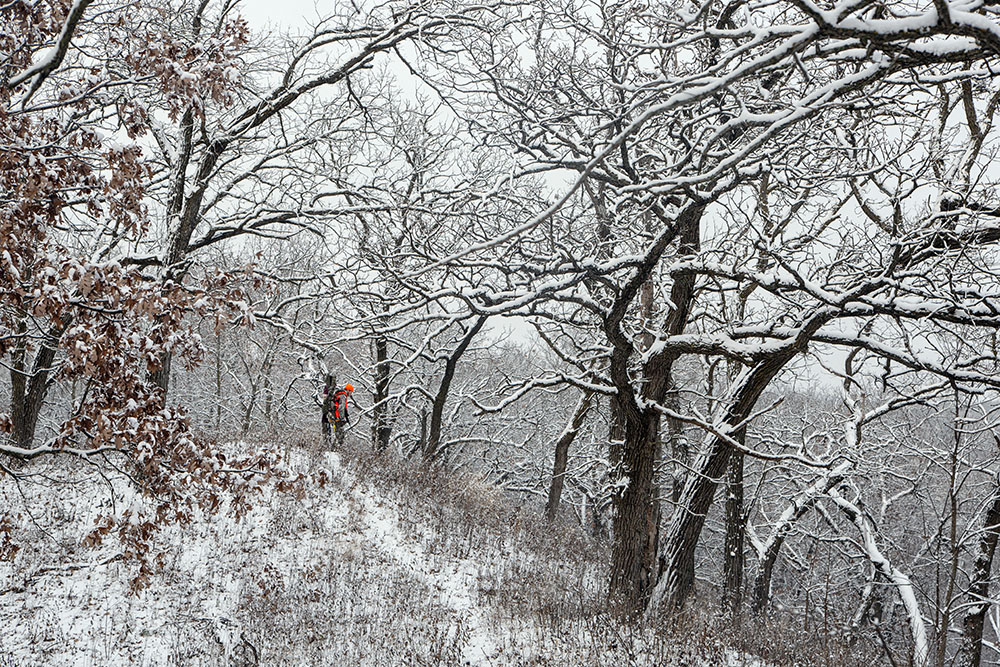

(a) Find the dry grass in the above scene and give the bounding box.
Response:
[0,431,885,666]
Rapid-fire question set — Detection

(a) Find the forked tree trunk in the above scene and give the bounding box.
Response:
[606,204,705,614]
[9,319,65,452]
[239,354,273,436]
[955,470,1000,667]
[545,390,594,520]
[423,316,487,460]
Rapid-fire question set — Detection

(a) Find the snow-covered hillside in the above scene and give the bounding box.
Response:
[1,440,765,666]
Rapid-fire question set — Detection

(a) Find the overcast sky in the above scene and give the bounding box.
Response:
[239,0,317,30]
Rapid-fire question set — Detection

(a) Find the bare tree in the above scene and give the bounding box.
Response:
[402,0,1000,617]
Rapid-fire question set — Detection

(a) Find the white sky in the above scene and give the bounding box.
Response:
[238,0,320,31]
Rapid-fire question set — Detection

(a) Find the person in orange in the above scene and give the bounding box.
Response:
[331,383,354,445]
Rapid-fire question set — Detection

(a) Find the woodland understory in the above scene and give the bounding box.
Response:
[7,0,1000,665]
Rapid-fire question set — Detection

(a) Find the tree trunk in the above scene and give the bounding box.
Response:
[416,408,427,455]
[240,391,255,435]
[151,103,198,401]
[650,304,834,612]
[10,371,46,450]
[150,351,172,399]
[723,444,746,616]
[372,334,391,451]
[608,397,662,612]
[240,374,259,436]
[591,493,607,540]
[263,368,273,432]
[545,390,594,520]
[666,392,687,504]
[214,333,222,430]
[723,306,751,617]
[423,316,487,460]
[605,204,705,614]
[654,350,805,610]
[9,320,65,452]
[955,470,1000,667]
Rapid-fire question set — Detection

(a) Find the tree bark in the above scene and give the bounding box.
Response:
[214,332,222,430]
[9,319,66,451]
[608,401,663,612]
[263,367,273,431]
[666,391,687,504]
[417,408,427,455]
[955,470,1000,667]
[723,443,746,616]
[655,349,807,609]
[423,316,487,460]
[606,203,704,613]
[546,390,594,520]
[372,334,391,451]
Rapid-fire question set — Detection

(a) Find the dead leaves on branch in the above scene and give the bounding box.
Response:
[1,0,313,592]
[79,439,320,591]
[119,9,250,121]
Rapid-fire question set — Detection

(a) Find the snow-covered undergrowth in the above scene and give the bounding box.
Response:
[2,437,779,666]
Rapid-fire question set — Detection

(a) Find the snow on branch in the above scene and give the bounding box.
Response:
[828,490,930,667]
[8,0,95,103]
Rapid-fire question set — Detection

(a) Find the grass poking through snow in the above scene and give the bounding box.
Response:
[0,433,879,666]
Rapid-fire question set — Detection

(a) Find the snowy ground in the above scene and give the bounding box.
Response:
[0,440,768,666]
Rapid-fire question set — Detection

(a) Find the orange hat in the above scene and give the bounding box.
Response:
[344,384,354,392]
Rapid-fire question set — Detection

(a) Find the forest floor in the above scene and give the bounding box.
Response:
[0,436,769,666]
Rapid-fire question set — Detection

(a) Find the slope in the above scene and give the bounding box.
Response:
[0,438,764,666]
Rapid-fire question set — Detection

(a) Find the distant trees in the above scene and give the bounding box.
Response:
[1,0,498,448]
[125,0,494,399]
